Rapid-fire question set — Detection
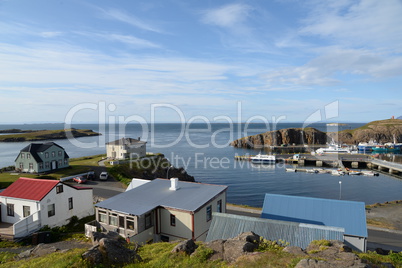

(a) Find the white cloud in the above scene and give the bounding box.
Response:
[97,33,161,49]
[40,31,63,38]
[201,3,253,28]
[100,8,163,34]
[300,0,402,52]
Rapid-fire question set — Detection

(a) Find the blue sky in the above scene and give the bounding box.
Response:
[1,0,401,124]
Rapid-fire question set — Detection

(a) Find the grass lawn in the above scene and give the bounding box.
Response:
[0,154,106,188]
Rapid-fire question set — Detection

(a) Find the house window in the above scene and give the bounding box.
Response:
[19,163,23,169]
[217,200,222,213]
[64,159,68,165]
[45,152,49,158]
[23,206,31,217]
[58,160,62,166]
[109,213,118,226]
[58,151,62,156]
[56,185,63,194]
[29,163,33,170]
[27,153,31,159]
[21,153,25,159]
[48,204,55,217]
[45,162,50,168]
[99,211,107,223]
[119,216,125,228]
[68,197,73,210]
[7,204,14,217]
[145,213,153,229]
[126,217,135,230]
[39,163,43,169]
[52,151,55,157]
[170,214,176,226]
[206,205,212,222]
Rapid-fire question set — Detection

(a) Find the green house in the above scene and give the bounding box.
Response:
[15,142,70,173]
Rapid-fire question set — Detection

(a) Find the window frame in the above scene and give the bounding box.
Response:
[217,199,222,213]
[48,204,55,217]
[56,185,63,194]
[7,203,14,217]
[68,197,73,210]
[206,205,212,222]
[170,214,176,226]
[23,205,31,217]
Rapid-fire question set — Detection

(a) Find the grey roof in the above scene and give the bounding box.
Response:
[206,213,344,249]
[106,137,146,146]
[261,194,367,238]
[96,179,227,215]
[16,142,69,163]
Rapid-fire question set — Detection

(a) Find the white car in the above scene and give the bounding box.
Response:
[99,172,108,181]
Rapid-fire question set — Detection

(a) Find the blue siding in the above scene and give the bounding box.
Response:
[261,194,367,238]
[206,213,344,249]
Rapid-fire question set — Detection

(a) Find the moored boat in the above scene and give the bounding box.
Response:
[250,153,276,164]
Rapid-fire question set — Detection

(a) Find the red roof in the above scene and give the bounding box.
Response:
[0,177,60,201]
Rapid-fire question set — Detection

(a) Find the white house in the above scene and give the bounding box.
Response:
[106,137,147,160]
[0,177,94,239]
[87,178,227,244]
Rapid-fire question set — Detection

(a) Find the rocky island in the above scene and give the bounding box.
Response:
[0,128,101,142]
[230,118,402,148]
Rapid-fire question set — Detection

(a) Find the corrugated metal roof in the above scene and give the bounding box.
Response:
[95,179,227,215]
[206,213,344,249]
[0,177,59,201]
[261,194,367,238]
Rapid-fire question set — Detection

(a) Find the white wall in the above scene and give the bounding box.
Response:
[0,197,40,224]
[39,184,93,227]
[194,192,226,241]
[159,208,192,241]
[345,235,366,252]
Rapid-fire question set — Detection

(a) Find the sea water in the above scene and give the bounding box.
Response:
[1,122,402,207]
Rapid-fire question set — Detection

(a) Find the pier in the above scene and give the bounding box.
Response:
[235,153,402,177]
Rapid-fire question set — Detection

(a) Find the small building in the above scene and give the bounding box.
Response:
[106,137,146,160]
[0,177,93,239]
[88,178,227,244]
[206,212,344,249]
[261,194,367,252]
[14,142,69,173]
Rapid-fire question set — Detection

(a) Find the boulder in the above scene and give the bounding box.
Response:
[82,231,141,266]
[171,239,197,255]
[283,246,307,256]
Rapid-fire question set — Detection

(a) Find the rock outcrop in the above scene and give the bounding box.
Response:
[231,119,402,148]
[82,231,141,266]
[230,128,327,148]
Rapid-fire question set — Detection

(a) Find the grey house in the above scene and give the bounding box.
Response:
[15,142,69,173]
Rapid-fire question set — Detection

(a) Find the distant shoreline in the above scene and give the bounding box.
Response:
[0,128,101,142]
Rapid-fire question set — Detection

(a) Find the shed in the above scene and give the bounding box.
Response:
[261,194,367,252]
[206,212,344,249]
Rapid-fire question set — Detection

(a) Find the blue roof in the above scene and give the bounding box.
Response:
[206,213,344,249]
[261,194,367,238]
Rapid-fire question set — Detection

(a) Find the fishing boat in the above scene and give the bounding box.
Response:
[250,153,276,164]
[316,143,351,154]
[362,171,379,176]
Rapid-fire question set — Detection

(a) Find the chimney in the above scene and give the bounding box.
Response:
[169,178,180,191]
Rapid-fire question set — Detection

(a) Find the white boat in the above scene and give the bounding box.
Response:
[316,141,351,154]
[331,170,345,176]
[306,169,318,173]
[286,168,297,172]
[250,154,276,164]
[348,171,362,175]
[362,171,379,176]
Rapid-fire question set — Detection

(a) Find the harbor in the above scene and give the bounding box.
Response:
[235,152,402,178]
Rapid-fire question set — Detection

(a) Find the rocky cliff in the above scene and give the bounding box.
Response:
[230,127,327,148]
[230,119,402,148]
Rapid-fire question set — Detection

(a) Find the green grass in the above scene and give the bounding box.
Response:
[0,248,90,268]
[358,251,402,268]
[0,155,105,187]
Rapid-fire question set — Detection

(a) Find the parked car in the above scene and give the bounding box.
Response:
[73,176,87,184]
[86,171,95,180]
[99,172,108,181]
